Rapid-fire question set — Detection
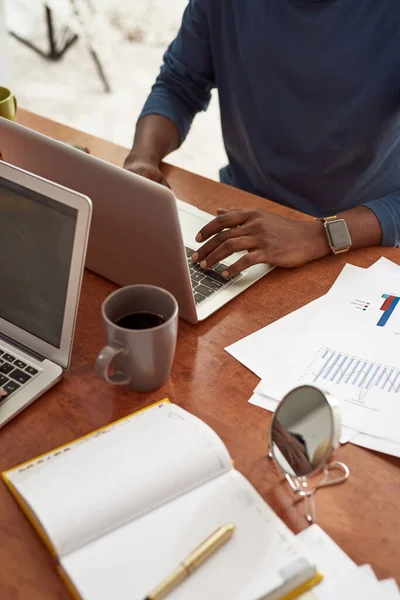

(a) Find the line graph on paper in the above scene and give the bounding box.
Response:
[297,347,400,406]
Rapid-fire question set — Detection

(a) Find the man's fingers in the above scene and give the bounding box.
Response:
[196,236,256,270]
[192,226,250,263]
[221,250,267,278]
[160,176,171,189]
[196,210,248,243]
[125,161,167,186]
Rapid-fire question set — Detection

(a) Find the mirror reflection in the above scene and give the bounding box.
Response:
[271,385,333,477]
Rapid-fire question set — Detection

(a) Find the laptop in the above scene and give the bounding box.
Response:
[0,118,273,323]
[0,159,92,427]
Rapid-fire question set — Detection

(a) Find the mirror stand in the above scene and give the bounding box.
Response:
[285,473,317,524]
[269,449,350,523]
[268,385,351,525]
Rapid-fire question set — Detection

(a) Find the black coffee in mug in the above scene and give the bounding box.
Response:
[96,285,178,392]
[115,311,166,330]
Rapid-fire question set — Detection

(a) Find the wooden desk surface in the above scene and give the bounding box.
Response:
[1,109,399,598]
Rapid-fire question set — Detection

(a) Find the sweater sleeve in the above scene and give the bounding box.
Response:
[363,195,400,247]
[138,0,214,144]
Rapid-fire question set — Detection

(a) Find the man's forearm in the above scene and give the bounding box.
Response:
[306,205,383,261]
[339,205,383,248]
[129,115,180,164]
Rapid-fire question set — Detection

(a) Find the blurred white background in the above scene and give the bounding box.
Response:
[2,0,226,180]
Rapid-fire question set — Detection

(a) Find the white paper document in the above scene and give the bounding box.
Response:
[256,264,400,440]
[226,258,400,380]
[297,524,356,583]
[226,258,400,455]
[319,564,381,600]
[350,432,400,458]
[296,525,400,600]
[226,297,321,380]
[378,579,400,600]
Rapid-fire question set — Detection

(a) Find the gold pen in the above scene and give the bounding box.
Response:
[144,522,236,600]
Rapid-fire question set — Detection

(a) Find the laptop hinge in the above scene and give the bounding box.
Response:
[0,333,46,362]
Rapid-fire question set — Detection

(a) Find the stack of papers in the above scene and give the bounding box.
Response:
[226,258,400,456]
[296,524,399,599]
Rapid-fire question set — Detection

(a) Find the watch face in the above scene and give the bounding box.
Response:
[327,219,351,249]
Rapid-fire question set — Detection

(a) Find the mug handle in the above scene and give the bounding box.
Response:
[13,95,17,114]
[95,341,131,386]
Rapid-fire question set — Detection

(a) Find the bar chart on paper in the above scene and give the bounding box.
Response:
[298,347,400,405]
[350,292,400,331]
[377,294,400,326]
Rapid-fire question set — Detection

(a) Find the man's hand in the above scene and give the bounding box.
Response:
[191,208,330,277]
[124,115,180,187]
[123,152,170,187]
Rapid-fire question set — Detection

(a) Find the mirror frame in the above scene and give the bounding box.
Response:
[270,385,341,479]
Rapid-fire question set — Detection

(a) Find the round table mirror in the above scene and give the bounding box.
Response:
[270,385,340,478]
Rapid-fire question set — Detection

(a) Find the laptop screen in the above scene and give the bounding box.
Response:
[0,175,77,348]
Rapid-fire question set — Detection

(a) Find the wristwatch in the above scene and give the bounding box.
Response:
[319,216,352,255]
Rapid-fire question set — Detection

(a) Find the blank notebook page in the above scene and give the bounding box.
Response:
[62,470,314,600]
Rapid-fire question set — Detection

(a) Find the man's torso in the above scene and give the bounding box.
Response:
[207,0,400,215]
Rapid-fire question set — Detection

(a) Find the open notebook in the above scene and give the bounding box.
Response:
[2,400,321,600]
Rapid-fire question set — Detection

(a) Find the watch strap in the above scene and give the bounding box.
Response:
[319,215,338,223]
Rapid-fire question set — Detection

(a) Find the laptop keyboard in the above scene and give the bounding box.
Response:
[0,348,40,404]
[185,246,240,305]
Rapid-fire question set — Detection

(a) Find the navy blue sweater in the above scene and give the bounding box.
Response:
[140,0,400,245]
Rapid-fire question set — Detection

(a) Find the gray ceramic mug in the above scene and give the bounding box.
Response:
[95,285,178,392]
